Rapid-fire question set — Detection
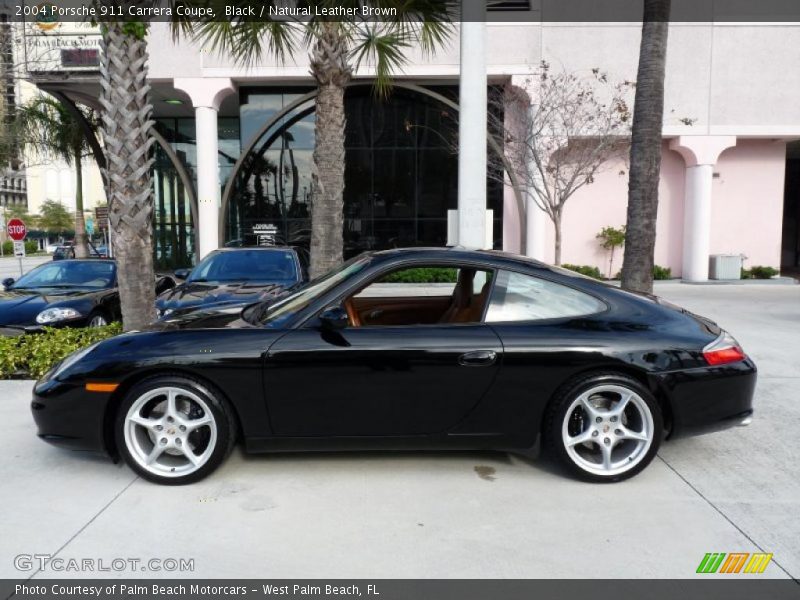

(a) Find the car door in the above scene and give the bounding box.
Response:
[264,266,503,437]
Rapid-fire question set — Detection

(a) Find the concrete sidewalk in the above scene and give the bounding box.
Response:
[0,283,798,579]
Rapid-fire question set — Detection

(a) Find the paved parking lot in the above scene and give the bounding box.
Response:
[1,282,798,580]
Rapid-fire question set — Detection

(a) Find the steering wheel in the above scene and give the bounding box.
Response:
[343,297,361,327]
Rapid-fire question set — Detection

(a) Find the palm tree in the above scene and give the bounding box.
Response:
[621,0,671,293]
[182,1,453,277]
[98,20,157,330]
[13,95,98,258]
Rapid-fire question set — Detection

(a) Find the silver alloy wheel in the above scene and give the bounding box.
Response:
[561,384,654,477]
[123,386,217,478]
[88,314,108,327]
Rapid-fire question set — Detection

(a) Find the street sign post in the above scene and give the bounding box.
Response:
[6,218,27,276]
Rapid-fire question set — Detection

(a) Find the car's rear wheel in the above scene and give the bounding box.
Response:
[115,375,236,485]
[545,372,663,482]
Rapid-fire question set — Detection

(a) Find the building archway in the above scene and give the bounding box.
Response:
[222,83,526,254]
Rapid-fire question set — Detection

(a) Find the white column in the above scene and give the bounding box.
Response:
[669,136,736,282]
[194,106,221,259]
[525,164,548,261]
[173,78,235,260]
[682,164,714,282]
[457,7,488,249]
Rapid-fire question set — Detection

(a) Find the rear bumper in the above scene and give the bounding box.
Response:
[655,358,757,439]
[31,377,113,455]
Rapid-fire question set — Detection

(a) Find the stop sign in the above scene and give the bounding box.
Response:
[6,218,27,241]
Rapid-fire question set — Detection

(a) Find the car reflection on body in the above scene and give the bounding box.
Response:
[31,248,756,485]
[155,247,306,318]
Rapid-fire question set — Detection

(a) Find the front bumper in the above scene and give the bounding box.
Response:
[31,377,114,455]
[656,358,757,439]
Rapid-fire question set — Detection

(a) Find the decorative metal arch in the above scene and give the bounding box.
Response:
[220,82,527,246]
[40,86,199,229]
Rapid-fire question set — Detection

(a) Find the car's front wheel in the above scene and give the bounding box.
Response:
[545,372,663,482]
[115,375,236,485]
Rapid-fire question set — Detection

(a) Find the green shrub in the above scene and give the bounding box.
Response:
[0,323,121,380]
[653,265,672,280]
[742,265,779,280]
[380,267,458,284]
[561,264,604,280]
[2,240,39,255]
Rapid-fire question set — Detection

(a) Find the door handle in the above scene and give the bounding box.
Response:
[458,350,497,367]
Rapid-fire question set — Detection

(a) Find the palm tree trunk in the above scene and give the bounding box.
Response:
[73,144,89,258]
[309,24,352,278]
[621,0,671,294]
[99,22,156,330]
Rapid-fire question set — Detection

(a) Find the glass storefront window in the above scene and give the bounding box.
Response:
[227,85,504,256]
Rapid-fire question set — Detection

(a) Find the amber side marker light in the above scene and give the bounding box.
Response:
[85,383,119,393]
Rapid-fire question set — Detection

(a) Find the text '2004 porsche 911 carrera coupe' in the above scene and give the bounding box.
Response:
[31,248,756,485]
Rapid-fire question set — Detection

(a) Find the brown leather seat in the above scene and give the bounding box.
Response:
[439,269,477,324]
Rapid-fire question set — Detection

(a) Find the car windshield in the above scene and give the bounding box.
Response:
[251,255,372,328]
[12,261,115,290]
[188,250,298,283]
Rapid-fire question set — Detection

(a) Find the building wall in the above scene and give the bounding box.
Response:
[149,22,800,136]
[709,140,786,268]
[523,140,786,275]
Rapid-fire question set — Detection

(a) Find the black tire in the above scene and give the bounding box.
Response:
[544,371,663,483]
[114,374,237,485]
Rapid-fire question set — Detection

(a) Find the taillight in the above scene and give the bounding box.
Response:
[703,332,746,366]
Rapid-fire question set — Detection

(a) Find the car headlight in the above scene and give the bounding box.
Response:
[159,308,174,318]
[36,307,83,324]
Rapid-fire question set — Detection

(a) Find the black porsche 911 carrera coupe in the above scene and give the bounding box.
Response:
[31,248,756,485]
[1,260,175,331]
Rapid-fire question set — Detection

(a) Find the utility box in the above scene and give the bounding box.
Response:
[709,254,743,280]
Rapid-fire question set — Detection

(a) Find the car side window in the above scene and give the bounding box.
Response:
[345,265,494,327]
[485,270,605,323]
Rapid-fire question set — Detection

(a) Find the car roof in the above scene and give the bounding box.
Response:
[211,247,296,254]
[367,247,551,270]
[53,258,116,264]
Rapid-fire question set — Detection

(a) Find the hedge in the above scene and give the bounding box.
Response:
[1,241,39,255]
[380,267,459,283]
[0,323,121,380]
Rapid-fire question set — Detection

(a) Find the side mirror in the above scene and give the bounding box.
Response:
[174,268,191,280]
[319,306,349,331]
[156,276,177,295]
[2,278,14,290]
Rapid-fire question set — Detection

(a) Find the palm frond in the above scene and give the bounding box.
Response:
[352,25,410,98]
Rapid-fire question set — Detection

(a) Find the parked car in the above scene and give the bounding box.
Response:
[1,259,175,330]
[31,248,756,485]
[52,246,76,261]
[156,247,306,317]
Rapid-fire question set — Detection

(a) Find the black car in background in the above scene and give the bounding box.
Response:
[52,246,75,261]
[31,248,756,485]
[156,247,306,318]
[0,260,175,330]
